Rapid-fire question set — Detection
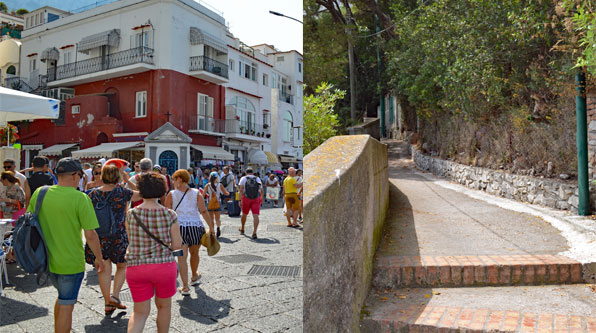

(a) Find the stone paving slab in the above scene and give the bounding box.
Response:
[378,141,569,257]
[0,203,302,332]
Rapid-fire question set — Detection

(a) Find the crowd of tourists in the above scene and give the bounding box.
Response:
[1,155,303,333]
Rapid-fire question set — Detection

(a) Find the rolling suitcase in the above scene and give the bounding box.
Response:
[227,200,241,217]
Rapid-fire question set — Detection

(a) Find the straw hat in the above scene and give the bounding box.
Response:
[200,230,220,256]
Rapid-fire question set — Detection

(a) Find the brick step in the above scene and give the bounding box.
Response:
[361,285,596,332]
[361,304,596,332]
[372,255,592,289]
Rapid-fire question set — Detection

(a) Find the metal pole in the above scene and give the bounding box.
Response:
[576,68,589,215]
[375,2,385,138]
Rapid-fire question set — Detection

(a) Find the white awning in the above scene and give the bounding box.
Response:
[78,29,121,54]
[40,47,59,63]
[191,144,234,160]
[279,155,301,163]
[189,27,227,54]
[39,143,78,156]
[248,150,268,165]
[71,141,143,159]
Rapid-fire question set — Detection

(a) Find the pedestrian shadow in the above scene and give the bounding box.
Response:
[217,237,240,244]
[4,264,51,293]
[0,296,49,324]
[83,312,128,332]
[176,287,231,324]
[85,269,99,286]
[249,237,281,244]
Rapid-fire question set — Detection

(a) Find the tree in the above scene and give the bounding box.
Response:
[304,83,346,155]
[16,9,28,15]
[0,2,7,13]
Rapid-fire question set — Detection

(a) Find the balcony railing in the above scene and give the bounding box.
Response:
[47,47,154,82]
[279,91,294,105]
[189,56,228,79]
[195,118,270,138]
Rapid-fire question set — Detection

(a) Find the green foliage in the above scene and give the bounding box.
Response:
[0,2,7,13]
[16,9,28,15]
[562,0,596,75]
[304,83,346,155]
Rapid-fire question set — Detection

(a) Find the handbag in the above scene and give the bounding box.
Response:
[12,200,26,220]
[207,185,220,210]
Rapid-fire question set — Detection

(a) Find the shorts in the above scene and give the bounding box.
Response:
[285,193,300,211]
[126,262,177,303]
[241,196,261,215]
[180,225,205,246]
[49,272,85,305]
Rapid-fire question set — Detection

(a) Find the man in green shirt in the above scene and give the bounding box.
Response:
[27,157,104,333]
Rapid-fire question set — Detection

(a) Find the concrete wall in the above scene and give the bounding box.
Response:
[348,118,381,141]
[412,145,596,214]
[304,135,389,332]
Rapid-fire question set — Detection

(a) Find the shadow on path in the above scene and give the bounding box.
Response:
[0,296,49,325]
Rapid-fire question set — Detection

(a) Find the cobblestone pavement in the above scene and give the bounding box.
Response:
[1,202,303,332]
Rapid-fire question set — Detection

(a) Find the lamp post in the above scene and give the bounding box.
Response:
[269,10,303,24]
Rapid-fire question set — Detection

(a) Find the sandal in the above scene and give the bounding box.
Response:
[109,295,127,310]
[252,234,257,239]
[238,228,244,235]
[190,274,201,286]
[105,304,116,316]
[178,287,190,296]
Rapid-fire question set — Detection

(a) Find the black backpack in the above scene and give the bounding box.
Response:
[221,174,231,188]
[244,177,260,199]
[91,189,116,238]
[12,186,51,285]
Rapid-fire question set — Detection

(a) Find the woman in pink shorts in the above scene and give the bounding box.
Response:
[125,172,182,333]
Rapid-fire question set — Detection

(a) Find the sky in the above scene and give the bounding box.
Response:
[4,0,303,53]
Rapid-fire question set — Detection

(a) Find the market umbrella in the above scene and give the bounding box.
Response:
[0,87,60,122]
[0,87,60,146]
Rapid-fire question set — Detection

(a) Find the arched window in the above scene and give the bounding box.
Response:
[6,66,16,75]
[283,111,293,143]
[229,96,256,133]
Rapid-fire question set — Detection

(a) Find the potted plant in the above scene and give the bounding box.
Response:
[266,134,271,138]
[263,124,269,129]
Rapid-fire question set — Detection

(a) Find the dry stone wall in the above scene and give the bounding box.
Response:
[412,146,596,213]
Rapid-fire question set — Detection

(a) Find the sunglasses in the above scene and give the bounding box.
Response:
[93,172,100,175]
[3,165,12,169]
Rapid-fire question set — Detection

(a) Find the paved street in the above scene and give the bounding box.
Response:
[1,202,303,332]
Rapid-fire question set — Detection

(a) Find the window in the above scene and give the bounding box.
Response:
[135,91,147,118]
[133,31,150,48]
[63,51,72,65]
[277,56,284,62]
[263,113,270,127]
[197,93,214,131]
[229,59,234,72]
[239,59,257,81]
[6,66,16,75]
[71,105,80,114]
[29,59,36,72]
[283,111,293,143]
[262,74,268,86]
[229,96,256,133]
[298,62,302,73]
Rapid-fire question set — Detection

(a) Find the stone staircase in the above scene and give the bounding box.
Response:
[360,141,596,332]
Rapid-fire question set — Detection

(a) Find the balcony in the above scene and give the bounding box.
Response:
[279,91,294,105]
[224,119,271,143]
[46,47,155,86]
[189,56,229,84]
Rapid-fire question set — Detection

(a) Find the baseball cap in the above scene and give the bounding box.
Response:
[55,157,83,174]
[153,165,162,171]
[246,167,254,173]
[209,171,218,178]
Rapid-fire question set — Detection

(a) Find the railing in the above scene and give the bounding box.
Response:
[226,119,270,137]
[47,47,154,82]
[279,91,294,105]
[194,118,270,138]
[5,77,35,92]
[189,56,228,79]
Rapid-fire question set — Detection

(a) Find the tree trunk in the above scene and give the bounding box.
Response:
[347,34,357,122]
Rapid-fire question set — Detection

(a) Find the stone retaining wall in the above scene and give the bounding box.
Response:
[412,146,596,213]
[304,135,389,332]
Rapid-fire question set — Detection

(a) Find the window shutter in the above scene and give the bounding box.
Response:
[208,97,214,118]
